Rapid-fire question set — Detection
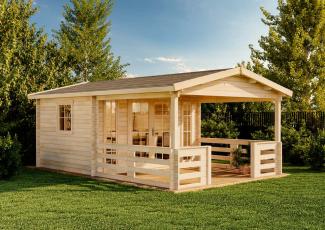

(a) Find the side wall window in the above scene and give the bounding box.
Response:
[59,105,72,131]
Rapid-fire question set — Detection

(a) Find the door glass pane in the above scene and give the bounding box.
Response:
[132,102,149,146]
[183,103,192,146]
[154,103,170,147]
[105,101,117,144]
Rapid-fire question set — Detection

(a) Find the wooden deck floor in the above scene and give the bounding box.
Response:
[136,166,287,192]
[36,166,287,192]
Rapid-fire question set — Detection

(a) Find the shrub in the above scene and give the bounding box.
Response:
[307,130,325,170]
[202,116,239,139]
[251,126,274,140]
[231,146,250,168]
[0,134,22,179]
[281,123,312,165]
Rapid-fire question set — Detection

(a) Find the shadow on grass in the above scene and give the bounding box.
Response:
[0,168,147,194]
[284,165,325,174]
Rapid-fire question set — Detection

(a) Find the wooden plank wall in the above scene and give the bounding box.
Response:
[38,97,94,175]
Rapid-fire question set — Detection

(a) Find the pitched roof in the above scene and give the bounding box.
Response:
[32,68,229,96]
[28,67,293,99]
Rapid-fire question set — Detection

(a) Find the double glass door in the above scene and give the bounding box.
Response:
[131,101,170,148]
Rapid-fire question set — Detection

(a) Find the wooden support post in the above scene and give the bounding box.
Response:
[170,92,180,190]
[196,102,202,145]
[91,97,98,177]
[274,98,282,142]
[170,92,180,149]
[127,101,136,179]
[36,99,41,167]
[274,98,282,175]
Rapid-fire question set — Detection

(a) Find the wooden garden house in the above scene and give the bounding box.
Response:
[28,67,293,192]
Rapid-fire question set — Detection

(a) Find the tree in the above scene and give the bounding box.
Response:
[0,0,72,165]
[249,0,325,111]
[55,0,128,82]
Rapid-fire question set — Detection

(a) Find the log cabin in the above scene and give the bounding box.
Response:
[28,67,293,192]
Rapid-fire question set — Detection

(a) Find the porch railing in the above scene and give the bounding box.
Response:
[200,137,282,178]
[95,144,211,191]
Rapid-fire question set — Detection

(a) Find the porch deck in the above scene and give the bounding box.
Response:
[107,166,287,192]
[95,137,283,192]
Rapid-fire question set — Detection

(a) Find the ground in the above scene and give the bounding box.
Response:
[0,167,324,229]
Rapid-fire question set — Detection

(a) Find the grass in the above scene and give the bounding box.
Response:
[0,167,324,229]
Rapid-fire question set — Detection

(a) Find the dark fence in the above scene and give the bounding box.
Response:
[204,111,325,139]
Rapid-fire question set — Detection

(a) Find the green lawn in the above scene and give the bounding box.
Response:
[0,167,324,229]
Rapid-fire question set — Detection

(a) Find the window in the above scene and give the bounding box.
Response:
[183,103,192,146]
[59,105,71,131]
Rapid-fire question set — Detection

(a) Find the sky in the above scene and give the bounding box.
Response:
[31,0,278,77]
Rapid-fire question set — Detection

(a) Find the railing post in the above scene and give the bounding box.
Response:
[169,149,179,191]
[229,144,238,166]
[127,150,136,179]
[250,142,260,178]
[206,146,212,185]
[275,142,282,175]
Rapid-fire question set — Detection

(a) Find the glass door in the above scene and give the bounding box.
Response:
[182,102,192,146]
[153,102,170,160]
[131,102,149,157]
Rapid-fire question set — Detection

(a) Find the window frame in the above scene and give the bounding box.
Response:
[131,101,149,146]
[153,102,170,147]
[182,102,192,146]
[57,104,73,134]
[104,101,118,165]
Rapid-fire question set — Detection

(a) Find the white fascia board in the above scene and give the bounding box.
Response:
[28,86,174,99]
[27,81,89,99]
[173,68,241,91]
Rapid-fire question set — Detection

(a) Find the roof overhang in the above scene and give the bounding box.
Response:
[28,67,293,99]
[28,86,174,99]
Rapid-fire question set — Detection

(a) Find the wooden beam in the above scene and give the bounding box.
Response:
[91,97,98,177]
[170,92,180,148]
[180,95,276,103]
[28,86,173,99]
[274,98,282,142]
[36,99,40,167]
[97,92,171,100]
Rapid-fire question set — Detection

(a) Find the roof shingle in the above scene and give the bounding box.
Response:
[35,68,230,96]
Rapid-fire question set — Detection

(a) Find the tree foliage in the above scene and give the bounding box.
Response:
[0,0,72,165]
[249,0,325,110]
[55,0,128,82]
[0,133,21,179]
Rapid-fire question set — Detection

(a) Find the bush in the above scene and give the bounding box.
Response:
[0,134,22,179]
[281,123,312,165]
[251,126,274,140]
[307,130,325,170]
[202,115,239,138]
